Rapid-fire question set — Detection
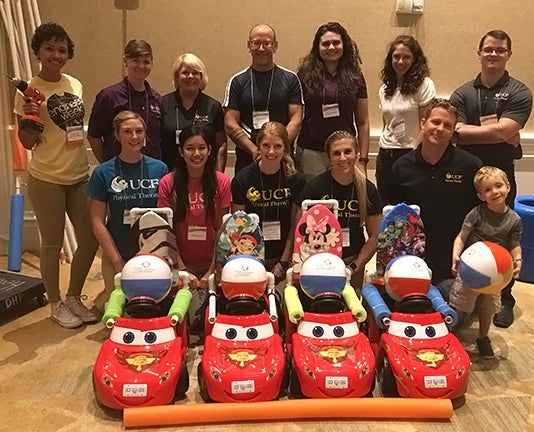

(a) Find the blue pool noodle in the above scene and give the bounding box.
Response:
[362,284,391,329]
[427,285,458,326]
[8,193,24,272]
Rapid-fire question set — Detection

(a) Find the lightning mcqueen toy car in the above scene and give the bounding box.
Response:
[288,311,375,398]
[378,311,470,402]
[198,312,286,403]
[93,316,188,410]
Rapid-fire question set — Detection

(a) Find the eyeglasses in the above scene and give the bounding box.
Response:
[249,40,274,49]
[480,47,509,55]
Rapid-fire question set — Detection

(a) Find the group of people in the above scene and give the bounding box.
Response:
[14,21,531,360]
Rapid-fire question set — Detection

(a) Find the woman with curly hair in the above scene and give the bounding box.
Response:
[231,121,306,283]
[295,22,370,179]
[378,35,436,204]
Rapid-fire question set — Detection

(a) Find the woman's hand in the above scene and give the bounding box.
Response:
[451,254,460,277]
[187,272,201,290]
[272,261,289,285]
[22,98,40,116]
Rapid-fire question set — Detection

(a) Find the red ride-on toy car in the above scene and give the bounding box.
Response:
[198,211,286,403]
[364,254,470,407]
[284,201,375,399]
[93,209,193,412]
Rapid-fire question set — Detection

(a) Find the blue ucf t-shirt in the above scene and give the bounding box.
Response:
[87,155,168,259]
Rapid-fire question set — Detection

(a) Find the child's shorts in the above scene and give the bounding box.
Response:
[449,277,501,315]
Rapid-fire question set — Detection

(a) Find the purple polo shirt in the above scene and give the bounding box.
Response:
[297,70,368,151]
[88,78,163,161]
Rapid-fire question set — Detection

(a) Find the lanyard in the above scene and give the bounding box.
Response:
[330,174,354,229]
[116,155,145,209]
[259,167,281,222]
[250,67,275,113]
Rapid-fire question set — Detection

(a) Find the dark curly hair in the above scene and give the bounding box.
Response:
[31,22,74,59]
[297,22,362,96]
[380,35,429,97]
[172,125,217,223]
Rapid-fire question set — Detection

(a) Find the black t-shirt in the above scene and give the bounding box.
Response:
[161,91,224,170]
[296,171,382,259]
[390,144,482,282]
[232,163,306,259]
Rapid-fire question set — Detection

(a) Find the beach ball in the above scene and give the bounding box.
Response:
[385,255,431,301]
[458,241,513,294]
[121,254,172,302]
[221,255,267,300]
[300,252,347,299]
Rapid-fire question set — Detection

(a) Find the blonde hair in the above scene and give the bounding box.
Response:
[112,110,146,136]
[473,166,510,192]
[171,53,208,90]
[324,130,368,226]
[256,121,297,178]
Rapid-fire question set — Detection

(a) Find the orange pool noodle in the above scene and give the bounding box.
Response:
[123,398,453,428]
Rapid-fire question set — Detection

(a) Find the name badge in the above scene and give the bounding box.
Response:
[187,225,207,241]
[252,110,270,129]
[123,209,135,225]
[322,103,340,119]
[392,120,406,139]
[342,227,350,248]
[479,114,498,125]
[262,221,281,241]
[175,129,182,144]
[66,125,84,148]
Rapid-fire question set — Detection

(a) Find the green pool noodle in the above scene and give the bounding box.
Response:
[168,288,193,324]
[342,284,367,322]
[103,288,127,323]
[285,285,304,324]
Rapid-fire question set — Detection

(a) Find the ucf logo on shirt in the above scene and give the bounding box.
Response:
[246,187,291,206]
[445,173,463,184]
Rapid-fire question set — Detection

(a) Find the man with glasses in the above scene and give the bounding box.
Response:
[223,24,304,173]
[450,29,532,328]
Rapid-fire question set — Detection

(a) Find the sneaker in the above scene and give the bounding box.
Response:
[50,301,83,328]
[476,336,495,360]
[493,306,514,328]
[65,295,100,323]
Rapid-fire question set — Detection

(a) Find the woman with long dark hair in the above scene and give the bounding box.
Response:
[378,35,436,204]
[295,21,370,179]
[157,125,231,310]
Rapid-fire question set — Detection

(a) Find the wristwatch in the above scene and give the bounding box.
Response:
[358,157,369,163]
[349,262,358,271]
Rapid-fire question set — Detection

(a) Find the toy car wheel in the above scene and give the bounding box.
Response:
[452,394,467,409]
[379,358,399,397]
[36,294,47,307]
[174,360,189,401]
[277,357,290,399]
[92,373,122,418]
[197,362,213,403]
[287,359,303,399]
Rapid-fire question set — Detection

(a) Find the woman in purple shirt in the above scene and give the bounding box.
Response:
[295,22,370,179]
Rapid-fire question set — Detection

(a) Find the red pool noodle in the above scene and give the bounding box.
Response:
[123,398,453,428]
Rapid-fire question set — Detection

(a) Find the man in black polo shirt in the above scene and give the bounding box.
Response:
[450,29,532,328]
[223,23,304,173]
[391,99,482,292]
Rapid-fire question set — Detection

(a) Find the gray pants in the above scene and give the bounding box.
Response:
[295,146,329,180]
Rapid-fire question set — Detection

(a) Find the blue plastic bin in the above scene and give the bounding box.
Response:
[515,195,534,283]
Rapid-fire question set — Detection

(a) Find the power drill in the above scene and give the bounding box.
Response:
[7,76,45,135]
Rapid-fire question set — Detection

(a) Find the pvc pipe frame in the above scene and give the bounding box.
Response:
[123,398,453,428]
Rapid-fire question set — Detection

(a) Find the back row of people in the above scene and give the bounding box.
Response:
[14,22,530,332]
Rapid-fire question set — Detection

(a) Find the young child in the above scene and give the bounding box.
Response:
[450,166,523,359]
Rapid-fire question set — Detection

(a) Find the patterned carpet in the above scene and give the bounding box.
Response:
[1,252,533,432]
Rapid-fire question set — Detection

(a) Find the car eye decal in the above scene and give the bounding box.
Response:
[226,328,238,340]
[144,332,157,344]
[298,321,359,339]
[246,328,259,340]
[313,326,325,337]
[110,327,176,345]
[389,321,449,339]
[404,326,416,338]
[123,331,136,344]
[211,322,274,341]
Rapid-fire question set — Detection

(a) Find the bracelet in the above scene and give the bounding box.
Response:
[514,258,523,263]
[358,157,369,163]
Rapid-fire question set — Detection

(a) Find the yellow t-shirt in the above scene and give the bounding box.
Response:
[14,74,89,185]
